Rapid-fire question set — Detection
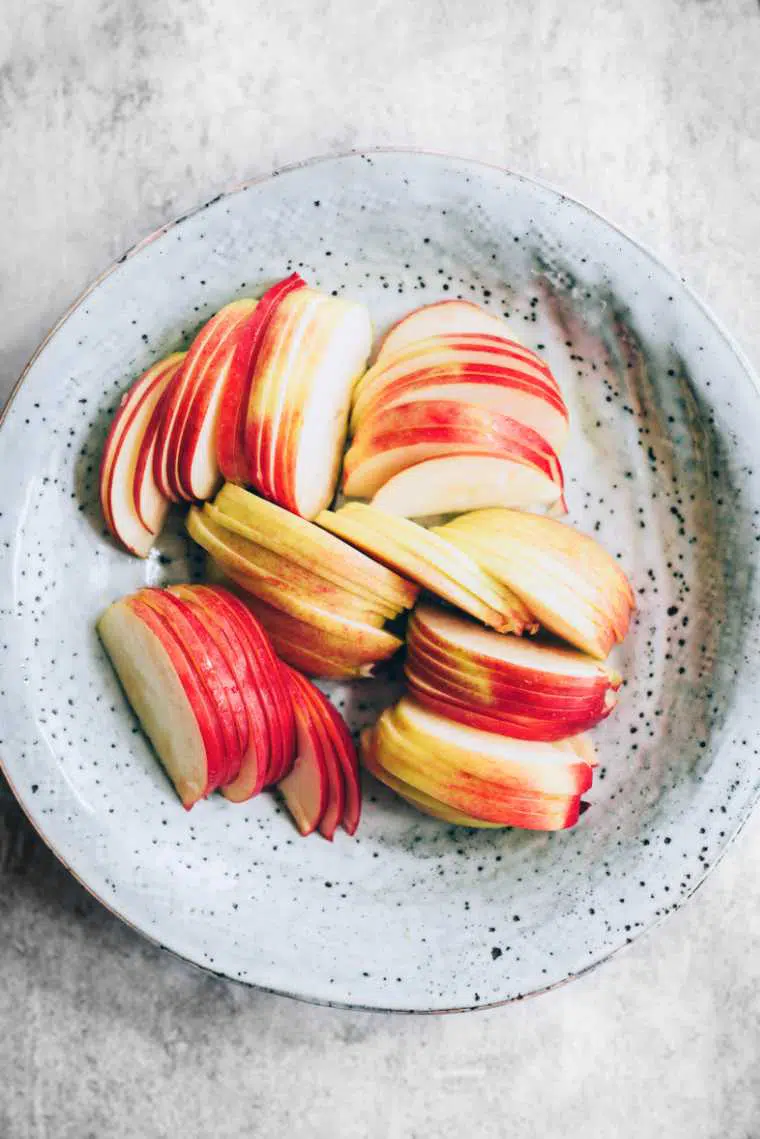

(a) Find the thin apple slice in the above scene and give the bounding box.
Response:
[195,586,295,796]
[437,510,634,658]
[316,506,534,634]
[219,588,395,678]
[153,301,255,502]
[318,696,361,835]
[214,483,418,612]
[278,669,329,835]
[281,669,346,840]
[217,274,306,484]
[100,354,184,556]
[361,729,502,828]
[375,300,524,365]
[98,596,226,808]
[338,503,535,630]
[281,299,373,518]
[136,588,246,784]
[372,454,563,517]
[203,504,390,626]
[343,401,564,504]
[131,361,185,535]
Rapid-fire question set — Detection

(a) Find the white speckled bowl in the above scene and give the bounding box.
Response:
[1,150,760,1012]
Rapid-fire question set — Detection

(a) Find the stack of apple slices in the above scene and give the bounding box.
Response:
[362,698,594,830]
[434,508,635,659]
[99,274,373,558]
[406,603,621,741]
[98,584,361,838]
[343,300,569,518]
[316,502,535,634]
[186,484,419,678]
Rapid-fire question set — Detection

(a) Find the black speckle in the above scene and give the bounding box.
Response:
[491,947,502,960]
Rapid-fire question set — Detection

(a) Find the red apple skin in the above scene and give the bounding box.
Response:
[124,596,228,802]
[168,585,271,791]
[217,273,306,484]
[378,332,559,380]
[284,670,345,841]
[199,586,296,789]
[135,589,246,785]
[279,668,329,835]
[319,697,361,835]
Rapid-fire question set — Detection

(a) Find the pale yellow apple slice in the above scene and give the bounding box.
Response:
[338,503,535,630]
[284,300,372,518]
[376,300,523,365]
[436,523,626,659]
[371,454,563,517]
[360,729,503,828]
[316,507,528,633]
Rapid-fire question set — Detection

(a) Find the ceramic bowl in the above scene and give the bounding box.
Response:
[1,150,759,1011]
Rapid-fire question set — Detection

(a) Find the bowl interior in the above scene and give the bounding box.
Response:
[1,151,760,1011]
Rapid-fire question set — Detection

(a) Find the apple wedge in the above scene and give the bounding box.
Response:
[436,510,634,659]
[361,728,502,828]
[100,353,185,556]
[279,669,346,840]
[153,300,257,502]
[343,401,564,508]
[320,697,362,836]
[371,454,565,517]
[316,505,535,633]
[246,287,372,517]
[213,483,419,614]
[98,595,228,808]
[217,273,306,484]
[375,300,524,365]
[278,669,329,835]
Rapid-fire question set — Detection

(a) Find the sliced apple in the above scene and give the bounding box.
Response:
[282,669,346,840]
[100,353,184,556]
[153,300,256,502]
[214,483,419,613]
[278,669,329,835]
[320,698,361,836]
[98,596,227,808]
[217,274,306,484]
[361,729,504,828]
[135,588,246,784]
[375,300,524,365]
[316,505,534,634]
[343,401,564,506]
[436,510,634,659]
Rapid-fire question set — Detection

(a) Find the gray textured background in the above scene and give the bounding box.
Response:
[2,1,760,1135]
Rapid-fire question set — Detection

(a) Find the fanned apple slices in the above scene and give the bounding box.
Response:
[361,697,592,830]
[98,584,361,837]
[406,603,621,741]
[316,502,535,634]
[435,509,635,659]
[345,299,569,518]
[245,285,372,517]
[279,667,361,839]
[185,486,417,677]
[99,353,186,556]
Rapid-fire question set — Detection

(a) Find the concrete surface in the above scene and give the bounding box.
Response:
[1,1,760,1135]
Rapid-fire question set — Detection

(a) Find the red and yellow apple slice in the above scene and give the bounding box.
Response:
[153,300,257,502]
[246,287,372,517]
[98,594,229,808]
[436,510,635,659]
[213,483,419,615]
[375,300,524,365]
[99,353,185,556]
[343,401,565,511]
[216,273,306,484]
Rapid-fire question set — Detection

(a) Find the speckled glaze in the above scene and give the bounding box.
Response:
[1,150,759,1012]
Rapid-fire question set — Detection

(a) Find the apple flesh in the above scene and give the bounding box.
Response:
[99,353,184,557]
[375,300,524,364]
[316,504,536,634]
[343,400,564,507]
[98,595,228,808]
[436,509,635,659]
[278,669,329,835]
